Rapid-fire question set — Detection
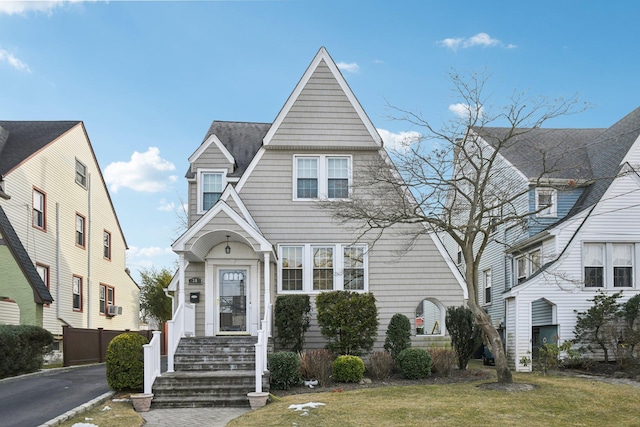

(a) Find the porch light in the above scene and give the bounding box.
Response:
[225,235,231,254]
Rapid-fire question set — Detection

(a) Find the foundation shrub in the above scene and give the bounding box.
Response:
[428,348,456,377]
[0,325,53,379]
[268,351,301,390]
[333,355,365,383]
[383,313,412,362]
[299,349,334,386]
[397,348,432,379]
[367,351,394,380]
[105,332,148,391]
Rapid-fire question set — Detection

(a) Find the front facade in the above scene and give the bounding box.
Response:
[171,48,467,355]
[0,121,139,355]
[449,108,640,371]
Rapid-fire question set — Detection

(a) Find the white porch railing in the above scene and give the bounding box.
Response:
[254,302,272,393]
[143,331,162,394]
[166,301,196,373]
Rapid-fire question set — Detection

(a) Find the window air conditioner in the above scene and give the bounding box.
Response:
[107,305,122,316]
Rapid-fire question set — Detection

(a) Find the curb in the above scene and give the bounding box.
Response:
[37,390,116,427]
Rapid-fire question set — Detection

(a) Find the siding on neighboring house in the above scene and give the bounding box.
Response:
[0,123,139,337]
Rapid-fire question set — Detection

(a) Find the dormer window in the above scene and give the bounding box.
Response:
[198,170,226,213]
[536,188,557,217]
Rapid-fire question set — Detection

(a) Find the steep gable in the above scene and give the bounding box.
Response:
[0,206,53,304]
[0,121,80,175]
[264,47,382,150]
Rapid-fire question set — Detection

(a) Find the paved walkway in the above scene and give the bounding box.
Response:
[140,407,250,426]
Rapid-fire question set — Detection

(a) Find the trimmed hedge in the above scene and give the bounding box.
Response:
[396,348,432,379]
[384,313,412,361]
[268,351,301,390]
[105,332,148,391]
[333,355,365,383]
[0,325,53,379]
[316,291,379,356]
[274,294,311,352]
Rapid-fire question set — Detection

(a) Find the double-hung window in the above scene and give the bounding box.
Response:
[583,243,605,287]
[103,230,111,260]
[483,269,492,304]
[75,159,87,188]
[33,188,46,230]
[36,264,50,307]
[613,244,633,288]
[281,246,303,291]
[279,244,367,292]
[72,275,82,311]
[312,247,334,291]
[75,214,86,248]
[202,172,224,211]
[100,284,115,314]
[536,188,557,217]
[294,155,351,200]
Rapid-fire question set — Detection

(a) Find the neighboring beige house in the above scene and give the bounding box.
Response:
[170,46,467,353]
[0,121,139,356]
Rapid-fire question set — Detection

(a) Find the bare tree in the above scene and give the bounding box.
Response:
[319,71,586,383]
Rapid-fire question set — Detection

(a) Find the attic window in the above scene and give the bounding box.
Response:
[536,188,557,217]
[75,159,87,188]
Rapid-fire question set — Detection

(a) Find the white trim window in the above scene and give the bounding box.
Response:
[278,243,368,292]
[198,170,226,212]
[32,188,46,230]
[536,188,557,217]
[613,243,633,288]
[483,269,492,304]
[294,155,351,200]
[584,243,636,288]
[583,243,605,288]
[514,248,542,285]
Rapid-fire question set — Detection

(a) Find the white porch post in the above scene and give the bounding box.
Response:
[178,253,186,307]
[263,252,271,315]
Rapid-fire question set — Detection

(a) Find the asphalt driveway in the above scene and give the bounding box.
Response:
[0,364,110,427]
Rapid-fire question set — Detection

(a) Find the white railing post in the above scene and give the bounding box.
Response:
[254,329,264,393]
[143,330,162,394]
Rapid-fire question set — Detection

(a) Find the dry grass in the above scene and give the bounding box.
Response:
[56,395,144,427]
[228,370,640,427]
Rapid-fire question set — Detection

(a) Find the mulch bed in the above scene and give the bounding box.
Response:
[271,367,493,397]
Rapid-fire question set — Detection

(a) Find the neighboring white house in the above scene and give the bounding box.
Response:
[0,121,140,356]
[168,47,467,359]
[446,107,640,371]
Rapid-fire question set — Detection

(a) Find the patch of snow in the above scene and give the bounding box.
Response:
[101,405,112,411]
[288,402,326,411]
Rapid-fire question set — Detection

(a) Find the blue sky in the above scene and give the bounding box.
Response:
[1,1,639,282]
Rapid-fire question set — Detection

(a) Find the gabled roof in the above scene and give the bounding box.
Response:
[0,206,53,304]
[0,121,80,175]
[567,106,640,217]
[263,46,382,148]
[473,127,604,181]
[186,121,270,179]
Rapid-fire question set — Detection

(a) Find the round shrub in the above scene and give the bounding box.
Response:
[105,332,148,391]
[396,348,432,379]
[333,355,365,383]
[268,351,301,390]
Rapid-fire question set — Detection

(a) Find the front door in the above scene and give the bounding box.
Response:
[218,269,248,334]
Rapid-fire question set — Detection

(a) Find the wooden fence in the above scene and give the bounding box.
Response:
[62,325,166,367]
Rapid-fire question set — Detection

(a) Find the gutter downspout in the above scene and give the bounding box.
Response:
[87,173,92,329]
[56,203,71,327]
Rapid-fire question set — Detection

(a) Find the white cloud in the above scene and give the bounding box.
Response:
[448,103,485,119]
[0,0,89,16]
[337,61,359,73]
[438,32,516,51]
[104,147,177,193]
[0,48,31,72]
[158,199,176,212]
[377,129,422,152]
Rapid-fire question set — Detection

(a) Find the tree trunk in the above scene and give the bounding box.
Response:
[469,299,513,384]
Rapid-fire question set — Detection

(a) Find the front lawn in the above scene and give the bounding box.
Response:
[228,370,640,427]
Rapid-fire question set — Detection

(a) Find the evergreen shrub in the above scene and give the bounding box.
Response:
[268,351,301,390]
[105,332,148,391]
[333,355,365,383]
[397,348,432,379]
[0,325,53,378]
